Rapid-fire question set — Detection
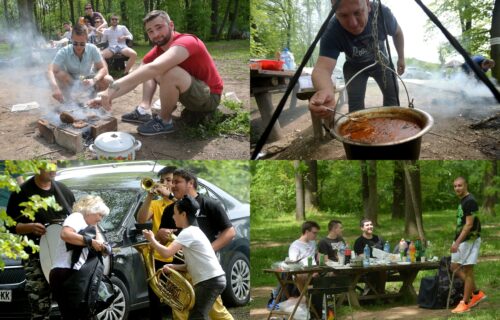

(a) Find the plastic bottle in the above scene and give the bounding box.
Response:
[363,244,370,267]
[384,240,390,253]
[280,48,296,70]
[409,241,416,263]
[338,242,346,264]
[415,239,422,262]
[344,243,351,265]
[399,238,407,261]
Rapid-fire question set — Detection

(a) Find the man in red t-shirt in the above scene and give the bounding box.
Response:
[89,10,223,135]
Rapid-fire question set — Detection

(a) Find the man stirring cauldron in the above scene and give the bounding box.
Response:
[47,24,113,103]
[309,0,405,118]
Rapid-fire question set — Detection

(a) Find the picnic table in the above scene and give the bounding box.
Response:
[263,260,439,320]
[250,68,297,142]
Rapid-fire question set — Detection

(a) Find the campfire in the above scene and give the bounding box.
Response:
[38,102,117,153]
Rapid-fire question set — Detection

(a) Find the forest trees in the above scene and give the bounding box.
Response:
[0,0,249,43]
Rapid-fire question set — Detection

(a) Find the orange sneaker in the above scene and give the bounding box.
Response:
[469,290,487,308]
[451,300,471,313]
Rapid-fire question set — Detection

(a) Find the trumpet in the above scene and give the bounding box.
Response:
[141,177,160,194]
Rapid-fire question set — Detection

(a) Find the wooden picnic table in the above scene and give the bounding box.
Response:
[263,260,439,320]
[250,68,297,142]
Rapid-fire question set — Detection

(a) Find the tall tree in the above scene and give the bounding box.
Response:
[294,160,305,221]
[492,0,500,81]
[210,0,218,39]
[227,0,240,39]
[403,161,425,242]
[392,160,405,219]
[304,160,318,210]
[361,160,378,225]
[482,160,498,216]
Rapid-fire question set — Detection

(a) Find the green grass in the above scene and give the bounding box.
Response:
[251,209,500,317]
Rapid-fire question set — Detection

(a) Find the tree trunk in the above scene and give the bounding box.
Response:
[361,161,378,225]
[68,0,75,27]
[143,0,149,41]
[226,0,239,39]
[120,0,128,26]
[482,160,498,216]
[18,0,35,34]
[403,161,425,242]
[492,0,500,82]
[294,160,305,221]
[216,0,231,40]
[210,0,218,40]
[304,160,318,210]
[392,160,405,219]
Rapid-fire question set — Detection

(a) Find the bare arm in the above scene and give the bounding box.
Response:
[143,229,182,258]
[48,63,63,103]
[60,226,105,252]
[136,193,154,224]
[91,45,189,110]
[451,215,474,253]
[393,25,405,75]
[212,226,236,252]
[15,222,46,236]
[309,56,337,118]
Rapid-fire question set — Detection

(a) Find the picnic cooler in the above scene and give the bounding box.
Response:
[417,257,464,309]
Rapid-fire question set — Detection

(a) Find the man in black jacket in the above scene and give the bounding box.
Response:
[7,163,75,320]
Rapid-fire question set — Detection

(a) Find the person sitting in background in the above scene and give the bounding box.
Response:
[288,221,320,292]
[83,3,107,31]
[48,24,113,103]
[318,219,346,263]
[93,17,105,46]
[101,14,137,75]
[354,218,386,295]
[51,22,72,47]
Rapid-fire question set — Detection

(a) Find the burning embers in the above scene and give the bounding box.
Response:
[38,103,117,153]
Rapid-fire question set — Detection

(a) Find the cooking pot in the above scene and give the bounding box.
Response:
[331,107,433,160]
[89,131,141,160]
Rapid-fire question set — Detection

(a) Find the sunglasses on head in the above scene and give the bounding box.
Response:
[72,41,86,47]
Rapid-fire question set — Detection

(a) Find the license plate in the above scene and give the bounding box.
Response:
[0,290,12,302]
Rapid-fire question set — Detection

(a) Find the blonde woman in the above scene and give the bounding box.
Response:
[49,195,110,319]
[143,195,226,320]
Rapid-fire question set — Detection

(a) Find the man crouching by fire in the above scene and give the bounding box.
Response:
[47,23,113,104]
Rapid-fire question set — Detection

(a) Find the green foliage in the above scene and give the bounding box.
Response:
[0,160,64,269]
[251,160,497,219]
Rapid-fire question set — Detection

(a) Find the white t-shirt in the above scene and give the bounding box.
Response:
[289,239,317,266]
[102,25,133,49]
[52,212,89,270]
[174,226,225,285]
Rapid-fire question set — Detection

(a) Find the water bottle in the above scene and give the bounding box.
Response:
[409,241,416,263]
[399,238,407,261]
[384,241,390,253]
[280,48,296,70]
[363,244,370,267]
[338,242,346,265]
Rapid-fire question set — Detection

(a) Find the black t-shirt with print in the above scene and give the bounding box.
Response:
[455,193,481,241]
[354,234,384,257]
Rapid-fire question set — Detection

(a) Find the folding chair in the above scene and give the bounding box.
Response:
[307,276,354,320]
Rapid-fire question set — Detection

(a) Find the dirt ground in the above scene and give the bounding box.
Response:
[0,51,249,160]
[251,79,500,160]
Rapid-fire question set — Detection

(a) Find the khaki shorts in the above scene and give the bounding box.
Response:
[179,76,221,112]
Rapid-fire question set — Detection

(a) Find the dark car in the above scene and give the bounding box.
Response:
[0,161,250,319]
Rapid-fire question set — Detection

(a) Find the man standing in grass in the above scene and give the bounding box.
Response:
[450,177,487,313]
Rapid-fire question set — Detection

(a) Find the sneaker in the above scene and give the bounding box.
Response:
[137,117,175,135]
[451,300,471,313]
[469,290,487,308]
[121,107,152,124]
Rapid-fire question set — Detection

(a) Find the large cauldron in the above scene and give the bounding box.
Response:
[331,107,433,160]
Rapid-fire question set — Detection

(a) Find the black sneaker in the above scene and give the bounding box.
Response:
[121,107,152,123]
[137,117,175,135]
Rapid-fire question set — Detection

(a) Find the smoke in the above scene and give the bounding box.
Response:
[401,71,499,121]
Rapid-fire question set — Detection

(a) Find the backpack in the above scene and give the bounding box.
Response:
[418,256,464,309]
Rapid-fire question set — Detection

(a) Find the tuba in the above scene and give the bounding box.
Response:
[133,242,195,312]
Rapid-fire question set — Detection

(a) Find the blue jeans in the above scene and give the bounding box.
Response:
[343,60,400,112]
[189,275,226,320]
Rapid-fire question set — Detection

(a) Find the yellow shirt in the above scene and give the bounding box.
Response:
[150,198,173,262]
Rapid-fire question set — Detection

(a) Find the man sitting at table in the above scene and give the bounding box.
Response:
[288,220,320,292]
[354,218,386,296]
[318,219,346,263]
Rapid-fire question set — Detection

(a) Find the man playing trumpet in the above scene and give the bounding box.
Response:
[137,165,177,320]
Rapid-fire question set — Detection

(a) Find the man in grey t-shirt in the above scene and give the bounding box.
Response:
[309,0,405,116]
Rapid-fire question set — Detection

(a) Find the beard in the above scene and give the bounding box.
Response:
[153,29,172,46]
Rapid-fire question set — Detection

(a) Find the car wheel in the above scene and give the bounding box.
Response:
[97,276,130,320]
[221,251,250,307]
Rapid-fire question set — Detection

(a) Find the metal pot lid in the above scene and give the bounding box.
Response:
[94,131,135,152]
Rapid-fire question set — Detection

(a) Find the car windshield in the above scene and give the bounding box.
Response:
[72,188,138,231]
